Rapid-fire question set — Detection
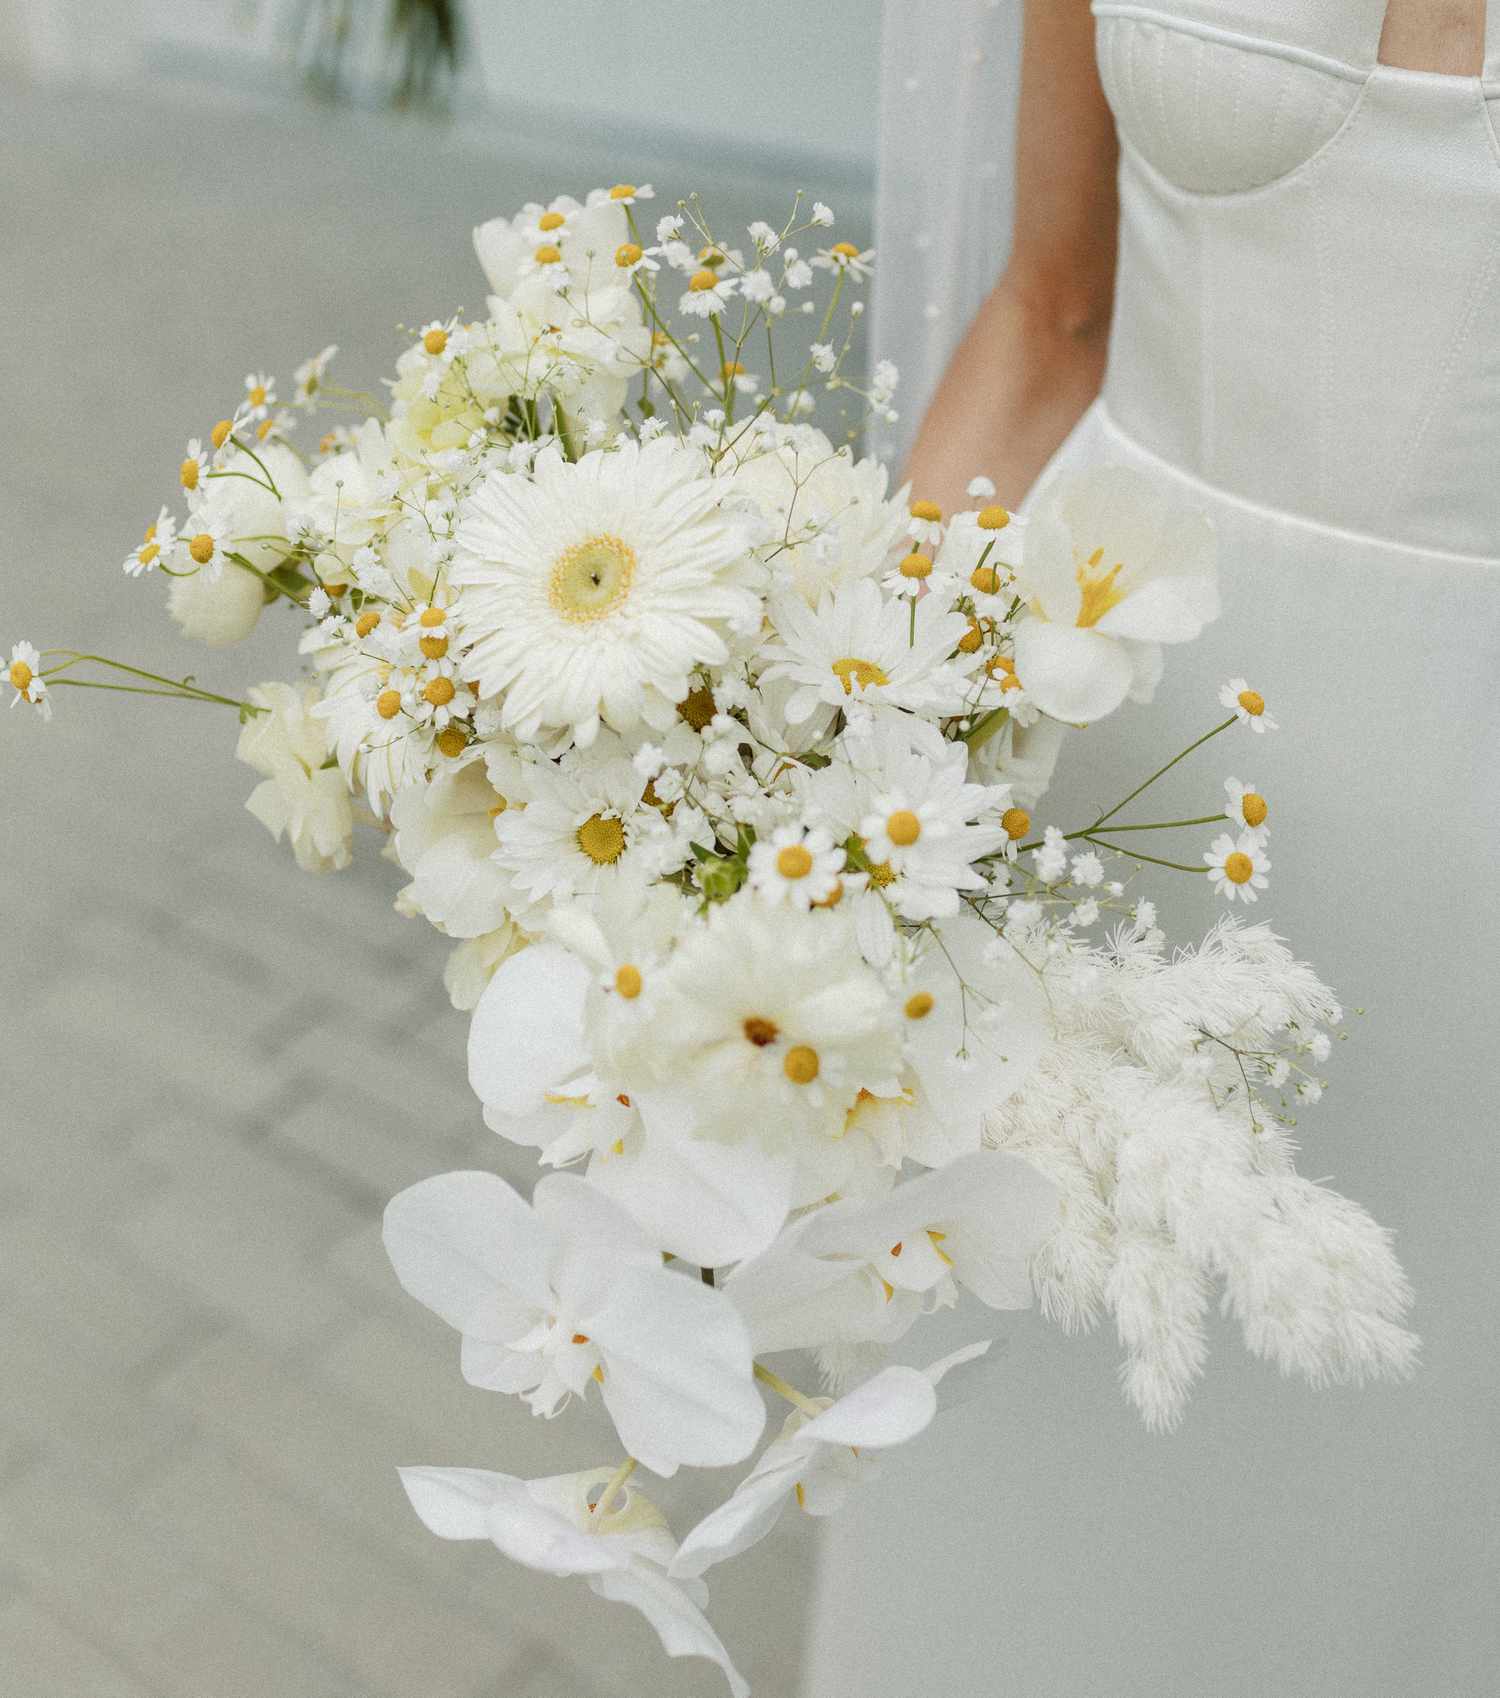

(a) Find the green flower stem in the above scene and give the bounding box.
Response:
[1081,833,1207,874]
[227,436,283,499]
[1090,716,1236,830]
[962,705,1010,750]
[754,1362,823,1418]
[39,651,260,713]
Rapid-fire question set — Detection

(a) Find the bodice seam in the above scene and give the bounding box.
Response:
[1092,4,1368,84]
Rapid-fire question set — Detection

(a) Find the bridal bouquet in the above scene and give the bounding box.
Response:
[7,185,1416,1694]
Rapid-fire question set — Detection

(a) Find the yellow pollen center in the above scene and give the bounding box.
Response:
[538,210,566,231]
[211,419,234,449]
[957,623,984,654]
[899,552,932,580]
[423,328,448,355]
[1075,546,1127,628]
[376,688,403,720]
[534,244,562,265]
[188,532,215,564]
[419,634,449,659]
[1224,851,1255,884]
[831,656,890,695]
[577,813,626,865]
[609,183,636,199]
[435,726,467,757]
[9,660,34,693]
[743,1016,780,1048]
[970,565,1001,595]
[614,963,643,999]
[248,385,267,407]
[783,1045,820,1085]
[179,458,200,489]
[1001,806,1031,841]
[909,499,942,523]
[677,684,716,731]
[1238,689,1266,716]
[904,992,934,1020]
[977,504,1010,531]
[776,844,814,880]
[831,241,861,259]
[355,610,381,638]
[615,242,643,267]
[722,361,745,377]
[688,268,719,292]
[138,543,160,567]
[886,809,921,847]
[999,672,1023,693]
[1241,792,1268,828]
[422,676,456,707]
[549,533,637,624]
[867,860,896,888]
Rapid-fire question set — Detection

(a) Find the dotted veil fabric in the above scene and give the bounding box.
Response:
[826,7,1500,1693]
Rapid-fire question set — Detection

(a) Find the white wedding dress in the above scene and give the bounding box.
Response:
[808,5,1500,1693]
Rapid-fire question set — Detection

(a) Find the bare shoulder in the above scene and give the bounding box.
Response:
[1377,0,1485,75]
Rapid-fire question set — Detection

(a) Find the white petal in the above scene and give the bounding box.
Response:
[383,1169,553,1338]
[468,942,593,1116]
[800,1365,937,1448]
[1012,619,1134,724]
[398,1465,503,1541]
[669,1446,805,1579]
[591,1267,764,1474]
[591,1561,750,1698]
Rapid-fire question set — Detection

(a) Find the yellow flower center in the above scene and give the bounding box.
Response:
[355,610,381,638]
[138,543,160,567]
[423,327,448,355]
[419,634,449,659]
[211,418,234,449]
[722,361,745,378]
[1075,546,1127,628]
[577,813,626,864]
[248,384,267,407]
[776,844,814,880]
[957,623,984,654]
[977,505,1010,531]
[614,963,643,999]
[783,1044,820,1084]
[677,684,716,731]
[999,672,1023,693]
[813,879,844,908]
[615,242,643,268]
[179,458,200,490]
[609,183,636,200]
[743,1016,779,1048]
[538,210,566,231]
[831,241,861,260]
[1241,792,1268,828]
[534,244,563,265]
[886,809,921,847]
[9,660,34,693]
[867,860,896,888]
[1238,689,1266,717]
[970,564,1001,595]
[909,499,942,523]
[376,688,403,720]
[898,552,932,580]
[904,991,934,1020]
[831,656,890,695]
[549,533,637,625]
[1001,806,1031,841]
[188,532,215,564]
[1224,851,1255,884]
[256,418,275,441]
[435,726,467,757]
[417,606,445,628]
[422,676,456,707]
[688,268,719,292]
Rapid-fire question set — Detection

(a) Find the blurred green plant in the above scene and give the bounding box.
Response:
[291,0,464,110]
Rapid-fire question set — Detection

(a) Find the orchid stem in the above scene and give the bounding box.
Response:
[754,1362,823,1418]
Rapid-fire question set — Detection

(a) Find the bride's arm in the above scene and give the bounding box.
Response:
[902,0,1119,511]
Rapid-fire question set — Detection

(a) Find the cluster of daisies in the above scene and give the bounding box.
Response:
[6,188,1416,1696]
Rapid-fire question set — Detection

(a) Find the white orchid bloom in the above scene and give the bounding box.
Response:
[467,939,790,1265]
[400,1465,748,1698]
[670,1343,993,1580]
[724,1150,1058,1355]
[1013,465,1217,723]
[382,1170,764,1475]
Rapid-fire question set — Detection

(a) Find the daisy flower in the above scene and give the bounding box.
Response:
[679,269,737,318]
[242,372,277,420]
[122,508,176,577]
[172,516,228,580]
[612,240,658,279]
[905,499,944,547]
[1220,677,1279,731]
[6,640,51,720]
[746,825,845,909]
[764,578,969,728]
[1204,831,1271,903]
[811,242,875,281]
[292,343,337,405]
[178,437,210,497]
[591,182,655,208]
[1223,777,1270,838]
[451,437,759,748]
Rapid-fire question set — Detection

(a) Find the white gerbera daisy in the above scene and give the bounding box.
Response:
[763,577,969,727]
[1219,677,1279,732]
[1223,777,1270,838]
[746,824,845,909]
[451,438,759,747]
[1204,831,1271,903]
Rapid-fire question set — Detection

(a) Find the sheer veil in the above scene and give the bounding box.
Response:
[870,0,1023,470]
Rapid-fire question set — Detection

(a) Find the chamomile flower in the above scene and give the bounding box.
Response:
[6,640,50,719]
[1223,778,1270,838]
[811,241,875,281]
[746,825,844,909]
[680,269,738,318]
[592,182,655,208]
[178,438,210,496]
[172,516,228,580]
[613,240,658,279]
[242,372,277,420]
[292,343,337,405]
[122,508,176,577]
[905,498,944,547]
[1204,831,1271,902]
[1220,677,1278,732]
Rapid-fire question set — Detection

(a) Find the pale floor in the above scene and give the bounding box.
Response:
[1,76,853,1698]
